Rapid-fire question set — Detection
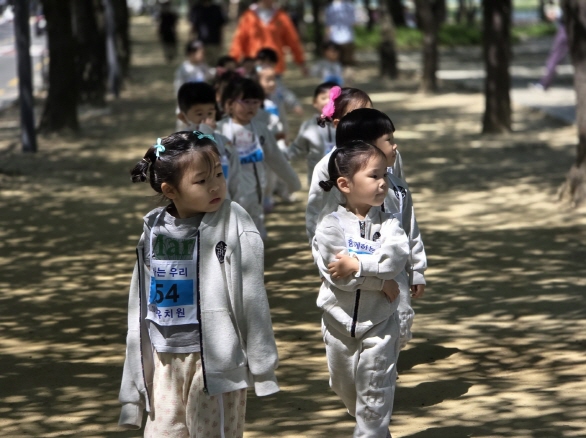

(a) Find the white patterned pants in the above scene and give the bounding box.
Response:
[144,351,247,438]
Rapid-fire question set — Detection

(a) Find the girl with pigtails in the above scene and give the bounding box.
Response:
[312,142,409,438]
[118,131,279,437]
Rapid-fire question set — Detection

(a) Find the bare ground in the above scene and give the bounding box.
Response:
[1,18,585,438]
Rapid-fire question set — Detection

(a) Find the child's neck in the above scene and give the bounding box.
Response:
[231,116,251,126]
[344,201,371,221]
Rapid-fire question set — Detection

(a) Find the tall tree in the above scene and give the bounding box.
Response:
[389,0,407,28]
[481,0,511,133]
[379,0,399,79]
[310,0,323,57]
[72,0,107,106]
[112,0,131,78]
[414,0,445,93]
[39,0,79,132]
[558,0,586,205]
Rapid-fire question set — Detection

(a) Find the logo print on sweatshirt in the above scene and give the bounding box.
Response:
[373,232,381,242]
[393,186,407,201]
[215,241,227,264]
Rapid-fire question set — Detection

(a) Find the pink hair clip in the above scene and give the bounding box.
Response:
[321,86,342,119]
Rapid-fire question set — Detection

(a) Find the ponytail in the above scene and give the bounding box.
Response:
[130,147,157,183]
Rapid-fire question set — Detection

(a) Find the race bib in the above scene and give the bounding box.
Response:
[346,235,381,255]
[236,142,264,164]
[147,259,198,326]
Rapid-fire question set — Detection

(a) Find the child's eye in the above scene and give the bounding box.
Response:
[216,172,224,178]
[194,179,206,184]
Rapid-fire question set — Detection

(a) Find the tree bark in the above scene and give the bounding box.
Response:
[73,0,107,106]
[482,0,511,134]
[558,0,586,206]
[389,0,407,27]
[112,0,131,78]
[414,0,444,93]
[379,0,398,79]
[39,0,79,133]
[310,0,323,57]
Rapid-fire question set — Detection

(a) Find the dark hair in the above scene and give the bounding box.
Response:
[216,55,237,68]
[256,47,279,64]
[313,82,338,100]
[185,39,204,55]
[319,141,387,192]
[130,132,220,198]
[336,108,395,146]
[221,77,264,109]
[322,40,340,53]
[177,82,217,113]
[317,87,372,127]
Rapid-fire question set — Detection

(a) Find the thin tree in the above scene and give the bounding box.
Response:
[310,0,324,57]
[113,0,131,78]
[39,0,79,133]
[379,0,399,79]
[414,0,445,93]
[389,0,407,28]
[481,0,511,134]
[73,0,107,106]
[558,0,586,205]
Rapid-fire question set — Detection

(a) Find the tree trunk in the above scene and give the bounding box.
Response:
[311,0,323,57]
[39,0,78,133]
[389,0,406,27]
[482,0,511,134]
[73,0,107,106]
[558,0,586,206]
[112,0,131,78]
[414,0,444,93]
[379,0,398,78]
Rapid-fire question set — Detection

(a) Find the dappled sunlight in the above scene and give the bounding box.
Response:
[0,15,585,438]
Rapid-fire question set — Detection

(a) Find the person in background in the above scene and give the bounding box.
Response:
[189,0,227,67]
[230,0,307,76]
[310,41,344,86]
[325,0,356,67]
[173,39,213,95]
[530,1,568,91]
[157,0,178,62]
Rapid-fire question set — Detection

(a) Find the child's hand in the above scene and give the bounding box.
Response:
[410,284,425,299]
[382,279,400,302]
[328,253,359,279]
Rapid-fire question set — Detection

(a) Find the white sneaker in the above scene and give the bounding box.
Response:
[528,82,545,91]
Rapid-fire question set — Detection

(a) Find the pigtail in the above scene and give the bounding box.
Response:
[317,115,332,128]
[318,148,342,192]
[318,179,336,192]
[130,147,156,183]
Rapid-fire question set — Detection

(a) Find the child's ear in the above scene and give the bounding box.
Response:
[337,176,351,194]
[177,113,188,124]
[333,119,340,128]
[161,182,178,200]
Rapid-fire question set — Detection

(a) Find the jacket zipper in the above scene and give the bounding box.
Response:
[350,221,367,338]
[137,248,151,406]
[195,231,209,393]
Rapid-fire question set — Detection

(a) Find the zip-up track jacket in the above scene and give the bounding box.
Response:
[118,200,279,429]
[312,206,409,338]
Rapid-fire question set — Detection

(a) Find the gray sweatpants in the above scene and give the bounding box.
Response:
[322,314,400,438]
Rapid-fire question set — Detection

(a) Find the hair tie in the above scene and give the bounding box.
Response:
[154,138,165,158]
[321,86,342,119]
[193,131,216,143]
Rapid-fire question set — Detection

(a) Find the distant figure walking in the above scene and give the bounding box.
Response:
[157,0,179,62]
[230,0,306,75]
[189,0,227,66]
[532,2,568,91]
[325,0,357,66]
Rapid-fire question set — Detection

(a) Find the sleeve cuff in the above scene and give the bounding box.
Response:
[410,270,426,286]
[253,372,280,397]
[118,403,143,429]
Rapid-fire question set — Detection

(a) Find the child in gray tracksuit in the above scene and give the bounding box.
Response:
[307,108,427,350]
[313,143,409,437]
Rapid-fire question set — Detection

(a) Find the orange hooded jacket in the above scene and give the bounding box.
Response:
[230,6,305,74]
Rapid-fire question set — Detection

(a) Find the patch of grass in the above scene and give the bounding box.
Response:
[354,21,556,51]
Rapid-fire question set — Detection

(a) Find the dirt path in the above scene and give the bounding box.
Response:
[1,18,585,438]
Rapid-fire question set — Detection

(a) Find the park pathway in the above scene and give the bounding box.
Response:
[0,17,585,438]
